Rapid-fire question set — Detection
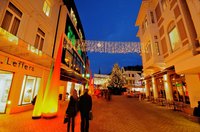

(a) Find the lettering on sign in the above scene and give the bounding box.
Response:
[0,57,34,71]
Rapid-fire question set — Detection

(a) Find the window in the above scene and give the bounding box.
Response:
[150,11,155,23]
[43,1,50,16]
[155,3,161,21]
[34,28,45,51]
[145,42,152,61]
[1,2,22,35]
[168,23,180,51]
[154,42,160,55]
[67,26,76,46]
[161,0,167,11]
[142,16,148,33]
[0,71,13,113]
[18,75,41,105]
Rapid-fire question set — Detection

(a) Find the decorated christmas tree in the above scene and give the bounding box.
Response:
[108,63,124,88]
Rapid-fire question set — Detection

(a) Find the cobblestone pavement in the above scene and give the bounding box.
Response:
[0,95,200,132]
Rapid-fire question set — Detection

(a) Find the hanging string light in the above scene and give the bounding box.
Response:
[77,40,141,53]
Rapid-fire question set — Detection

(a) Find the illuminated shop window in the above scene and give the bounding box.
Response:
[67,26,76,46]
[1,2,22,35]
[70,8,77,27]
[18,75,41,105]
[43,1,50,16]
[168,25,180,52]
[34,28,45,51]
[0,71,13,113]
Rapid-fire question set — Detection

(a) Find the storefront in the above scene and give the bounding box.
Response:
[170,74,190,104]
[67,82,84,97]
[0,52,50,114]
[155,77,165,98]
[0,70,13,113]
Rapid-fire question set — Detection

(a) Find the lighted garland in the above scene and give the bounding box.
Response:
[78,40,141,53]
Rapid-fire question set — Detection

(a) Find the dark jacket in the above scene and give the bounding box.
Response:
[66,96,78,117]
[79,93,92,114]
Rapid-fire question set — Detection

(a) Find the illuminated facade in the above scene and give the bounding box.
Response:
[135,0,200,108]
[93,74,110,89]
[0,0,90,114]
[121,66,144,91]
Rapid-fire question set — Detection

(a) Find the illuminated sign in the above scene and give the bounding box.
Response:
[0,56,34,71]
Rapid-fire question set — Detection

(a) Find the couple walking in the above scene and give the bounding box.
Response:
[66,89,92,132]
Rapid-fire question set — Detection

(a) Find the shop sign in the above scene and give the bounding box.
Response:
[0,56,34,71]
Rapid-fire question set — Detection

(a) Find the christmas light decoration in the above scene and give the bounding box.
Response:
[109,64,125,88]
[78,40,140,53]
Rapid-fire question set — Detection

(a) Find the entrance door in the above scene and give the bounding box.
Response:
[0,71,13,113]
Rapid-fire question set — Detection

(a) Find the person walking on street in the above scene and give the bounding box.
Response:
[79,89,92,132]
[66,89,79,132]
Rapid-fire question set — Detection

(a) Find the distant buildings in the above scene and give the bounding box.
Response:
[121,66,144,92]
[93,74,110,89]
[136,0,200,108]
[0,0,90,114]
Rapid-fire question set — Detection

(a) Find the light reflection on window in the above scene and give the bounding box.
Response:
[43,1,50,16]
[169,27,180,51]
[18,75,41,105]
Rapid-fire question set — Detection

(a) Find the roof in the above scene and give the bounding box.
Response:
[123,65,143,71]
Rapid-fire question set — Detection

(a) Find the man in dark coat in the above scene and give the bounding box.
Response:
[79,89,92,132]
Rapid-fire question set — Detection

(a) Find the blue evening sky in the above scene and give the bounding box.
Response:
[74,0,142,75]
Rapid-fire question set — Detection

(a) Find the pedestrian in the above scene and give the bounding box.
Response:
[31,95,37,105]
[65,89,79,132]
[193,101,200,117]
[79,89,92,132]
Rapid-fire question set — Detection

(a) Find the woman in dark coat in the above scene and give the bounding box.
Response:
[66,89,78,132]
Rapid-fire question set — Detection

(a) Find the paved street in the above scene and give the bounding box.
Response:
[1,95,200,132]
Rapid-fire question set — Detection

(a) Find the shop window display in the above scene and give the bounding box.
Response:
[18,75,41,105]
[170,74,189,104]
[0,71,13,113]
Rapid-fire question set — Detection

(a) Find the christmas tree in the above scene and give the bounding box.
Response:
[108,63,124,88]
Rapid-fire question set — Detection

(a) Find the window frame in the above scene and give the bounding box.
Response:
[1,2,22,35]
[43,1,51,16]
[18,75,41,105]
[168,26,181,52]
[34,28,45,51]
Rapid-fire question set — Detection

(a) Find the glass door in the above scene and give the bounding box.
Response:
[0,70,13,113]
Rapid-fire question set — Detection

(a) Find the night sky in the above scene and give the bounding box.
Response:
[74,0,142,75]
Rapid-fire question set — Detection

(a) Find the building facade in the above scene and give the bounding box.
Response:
[0,0,90,114]
[93,74,110,89]
[121,66,144,92]
[135,0,200,108]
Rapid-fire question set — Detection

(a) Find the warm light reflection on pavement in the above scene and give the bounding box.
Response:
[1,96,200,132]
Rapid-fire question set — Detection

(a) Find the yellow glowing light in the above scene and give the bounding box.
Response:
[41,34,63,118]
[86,73,90,78]
[0,27,18,45]
[7,100,11,104]
[65,58,69,62]
[163,74,167,81]
[82,74,85,77]
[43,1,50,16]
